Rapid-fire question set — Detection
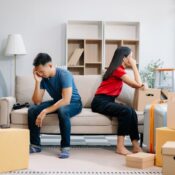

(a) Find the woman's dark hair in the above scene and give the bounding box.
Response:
[103,46,131,80]
[33,53,52,66]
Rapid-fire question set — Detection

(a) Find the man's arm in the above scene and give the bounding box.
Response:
[44,87,72,114]
[32,82,45,105]
[32,68,45,105]
[35,87,72,128]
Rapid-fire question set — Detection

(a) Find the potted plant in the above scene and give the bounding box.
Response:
[140,59,164,88]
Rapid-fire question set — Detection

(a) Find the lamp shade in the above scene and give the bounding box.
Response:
[5,34,27,56]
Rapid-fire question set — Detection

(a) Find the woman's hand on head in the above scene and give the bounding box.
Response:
[123,58,131,67]
[128,58,136,67]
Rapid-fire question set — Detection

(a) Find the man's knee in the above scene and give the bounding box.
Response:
[57,106,67,119]
[28,105,39,121]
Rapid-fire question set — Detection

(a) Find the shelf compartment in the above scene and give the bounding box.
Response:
[105,22,140,40]
[68,67,84,75]
[84,64,102,75]
[85,40,102,64]
[68,39,84,66]
[67,21,103,40]
[105,40,122,68]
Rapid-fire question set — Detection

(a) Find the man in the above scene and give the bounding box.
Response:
[28,53,82,159]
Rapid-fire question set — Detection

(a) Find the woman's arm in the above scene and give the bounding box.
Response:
[121,74,143,88]
[121,58,143,89]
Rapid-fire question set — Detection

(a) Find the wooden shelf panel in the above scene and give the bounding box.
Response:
[85,62,102,65]
[68,66,84,68]
[85,40,102,63]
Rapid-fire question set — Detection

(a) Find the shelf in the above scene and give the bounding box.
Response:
[68,66,84,68]
[85,40,102,63]
[84,64,102,75]
[105,40,122,68]
[85,62,102,65]
[68,39,84,66]
[66,20,140,75]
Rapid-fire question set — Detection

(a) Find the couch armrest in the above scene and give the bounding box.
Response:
[0,96,16,127]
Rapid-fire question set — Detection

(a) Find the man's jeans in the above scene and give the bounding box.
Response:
[28,100,82,148]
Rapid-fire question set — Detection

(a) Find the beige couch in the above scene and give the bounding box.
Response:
[0,69,144,137]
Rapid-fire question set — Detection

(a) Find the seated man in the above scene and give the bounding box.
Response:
[28,53,82,159]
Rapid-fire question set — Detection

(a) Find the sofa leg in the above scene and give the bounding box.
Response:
[140,133,143,147]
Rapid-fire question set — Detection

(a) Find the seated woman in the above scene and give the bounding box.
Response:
[91,46,144,155]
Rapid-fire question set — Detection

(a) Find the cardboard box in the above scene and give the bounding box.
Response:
[162,141,175,175]
[0,128,29,173]
[126,152,155,169]
[167,92,175,129]
[155,127,175,167]
[133,88,161,111]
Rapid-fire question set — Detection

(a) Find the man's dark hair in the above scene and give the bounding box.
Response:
[33,53,52,66]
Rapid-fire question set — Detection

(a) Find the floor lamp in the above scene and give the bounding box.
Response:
[5,34,27,97]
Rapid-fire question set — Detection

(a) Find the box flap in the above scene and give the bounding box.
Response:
[162,141,175,155]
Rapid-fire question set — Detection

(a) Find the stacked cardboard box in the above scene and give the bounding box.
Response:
[155,92,175,169]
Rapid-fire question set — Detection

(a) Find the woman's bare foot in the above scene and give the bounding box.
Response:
[116,146,132,155]
[132,145,143,153]
[132,140,143,153]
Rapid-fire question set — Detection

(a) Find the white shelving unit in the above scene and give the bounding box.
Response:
[66,20,140,75]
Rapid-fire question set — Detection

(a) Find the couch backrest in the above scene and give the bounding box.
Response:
[16,69,135,108]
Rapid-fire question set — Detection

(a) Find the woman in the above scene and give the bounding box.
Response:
[91,46,143,155]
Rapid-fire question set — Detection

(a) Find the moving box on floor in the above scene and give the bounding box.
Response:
[126,152,155,169]
[0,128,29,173]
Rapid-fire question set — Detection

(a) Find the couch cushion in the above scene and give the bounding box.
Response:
[73,75,102,108]
[16,76,51,104]
[10,108,112,126]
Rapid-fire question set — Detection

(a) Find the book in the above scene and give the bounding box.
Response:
[68,48,84,66]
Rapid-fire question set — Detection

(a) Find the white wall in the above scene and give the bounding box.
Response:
[0,0,175,97]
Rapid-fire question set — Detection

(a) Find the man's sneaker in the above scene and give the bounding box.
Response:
[30,145,42,153]
[58,147,70,159]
